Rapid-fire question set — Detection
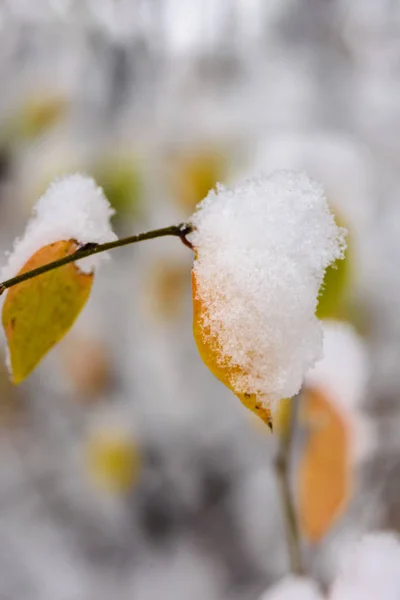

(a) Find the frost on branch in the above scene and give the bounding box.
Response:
[1,173,117,281]
[189,170,346,413]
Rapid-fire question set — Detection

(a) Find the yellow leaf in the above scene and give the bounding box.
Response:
[18,95,68,140]
[85,428,140,494]
[192,269,272,429]
[298,386,351,542]
[2,240,93,384]
[170,150,226,213]
[274,397,292,438]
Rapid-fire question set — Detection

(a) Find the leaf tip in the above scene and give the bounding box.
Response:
[10,371,26,386]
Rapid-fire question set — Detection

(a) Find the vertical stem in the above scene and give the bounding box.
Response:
[274,393,303,575]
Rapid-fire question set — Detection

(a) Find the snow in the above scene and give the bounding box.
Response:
[330,532,400,600]
[189,170,346,410]
[250,132,374,239]
[259,576,322,600]
[259,532,400,600]
[306,322,367,415]
[305,321,375,464]
[1,174,117,278]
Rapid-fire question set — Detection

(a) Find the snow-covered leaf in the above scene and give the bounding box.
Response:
[190,170,346,421]
[3,240,93,383]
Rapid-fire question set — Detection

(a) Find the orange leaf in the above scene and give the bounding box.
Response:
[298,386,351,542]
[144,260,189,322]
[192,269,272,428]
[62,335,112,400]
[170,150,226,213]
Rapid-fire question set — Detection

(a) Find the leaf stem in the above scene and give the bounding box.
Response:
[0,223,193,295]
[274,392,304,575]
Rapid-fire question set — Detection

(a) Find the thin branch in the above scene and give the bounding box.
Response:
[0,223,193,295]
[274,392,304,575]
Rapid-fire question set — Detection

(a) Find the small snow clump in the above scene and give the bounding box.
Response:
[1,174,117,278]
[189,170,346,409]
[305,320,375,464]
[259,576,322,600]
[330,532,400,600]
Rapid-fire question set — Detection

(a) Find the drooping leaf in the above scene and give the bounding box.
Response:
[2,240,93,384]
[192,269,272,429]
[298,386,351,542]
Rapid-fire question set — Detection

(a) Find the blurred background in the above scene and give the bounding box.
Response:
[0,1,399,598]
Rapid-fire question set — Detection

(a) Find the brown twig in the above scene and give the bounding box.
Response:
[0,223,193,295]
[274,392,304,575]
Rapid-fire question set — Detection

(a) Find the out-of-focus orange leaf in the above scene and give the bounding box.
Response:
[18,95,68,140]
[170,150,226,213]
[2,240,93,383]
[62,336,113,400]
[145,260,190,322]
[298,386,351,542]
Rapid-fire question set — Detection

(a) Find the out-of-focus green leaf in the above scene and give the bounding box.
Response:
[316,210,351,320]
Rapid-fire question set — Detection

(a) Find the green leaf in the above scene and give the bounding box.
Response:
[316,210,351,320]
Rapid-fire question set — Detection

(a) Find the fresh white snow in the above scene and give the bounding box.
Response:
[330,532,400,600]
[189,170,346,409]
[259,576,323,600]
[1,174,117,279]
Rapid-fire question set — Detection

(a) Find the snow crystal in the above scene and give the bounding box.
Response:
[189,170,346,409]
[330,532,400,600]
[259,576,322,600]
[1,174,117,279]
